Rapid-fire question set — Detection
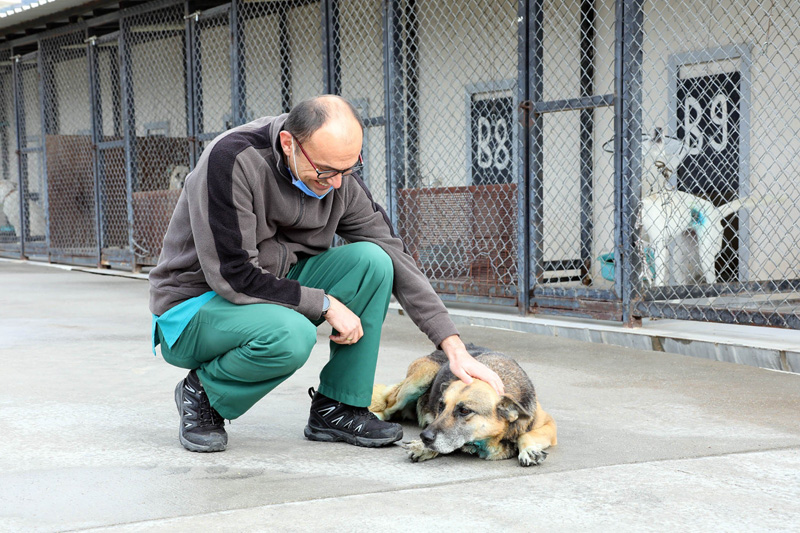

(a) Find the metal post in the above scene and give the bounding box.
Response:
[37,48,51,252]
[321,0,341,96]
[11,55,25,258]
[516,0,531,314]
[619,0,644,326]
[119,17,137,268]
[87,34,104,265]
[384,0,405,226]
[0,70,7,182]
[185,4,198,168]
[579,0,595,285]
[404,0,419,187]
[280,9,292,112]
[110,49,122,138]
[529,0,544,298]
[230,0,247,125]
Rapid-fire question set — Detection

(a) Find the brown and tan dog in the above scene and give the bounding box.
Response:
[370,344,557,466]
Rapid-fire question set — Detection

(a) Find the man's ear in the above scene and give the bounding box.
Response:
[279,130,293,158]
[497,396,532,423]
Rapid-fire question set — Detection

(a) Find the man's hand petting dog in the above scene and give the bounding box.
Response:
[440,335,505,396]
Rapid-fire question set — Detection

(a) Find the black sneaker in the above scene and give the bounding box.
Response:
[304,387,403,447]
[174,370,227,452]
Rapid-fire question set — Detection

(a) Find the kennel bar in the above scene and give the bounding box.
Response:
[89,35,104,265]
[644,279,800,303]
[617,0,644,326]
[516,0,531,314]
[383,0,403,227]
[8,54,23,258]
[230,0,245,126]
[637,301,800,330]
[321,0,341,96]
[185,3,197,168]
[37,45,51,258]
[118,15,136,269]
[279,7,290,112]
[527,0,544,296]
[523,0,621,319]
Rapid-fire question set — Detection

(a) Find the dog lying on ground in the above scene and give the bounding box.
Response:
[370,344,557,467]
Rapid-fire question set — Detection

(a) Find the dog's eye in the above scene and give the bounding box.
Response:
[456,405,472,417]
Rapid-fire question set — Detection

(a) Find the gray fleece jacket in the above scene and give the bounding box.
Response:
[148,115,458,347]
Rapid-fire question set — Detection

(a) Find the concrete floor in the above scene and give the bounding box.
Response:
[2,260,800,532]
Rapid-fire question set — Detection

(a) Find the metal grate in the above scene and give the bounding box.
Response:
[621,0,800,328]
[123,3,190,265]
[238,0,324,120]
[389,0,521,304]
[40,31,98,265]
[0,49,19,252]
[0,0,798,329]
[16,53,47,255]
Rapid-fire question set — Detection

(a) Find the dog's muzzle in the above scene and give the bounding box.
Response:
[419,428,435,447]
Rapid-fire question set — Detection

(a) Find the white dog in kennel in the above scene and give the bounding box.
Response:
[638,130,756,286]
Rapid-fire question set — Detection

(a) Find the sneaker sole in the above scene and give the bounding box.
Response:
[304,424,403,448]
[174,381,227,453]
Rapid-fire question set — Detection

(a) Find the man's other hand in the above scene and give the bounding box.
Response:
[325,295,364,345]
[440,335,505,396]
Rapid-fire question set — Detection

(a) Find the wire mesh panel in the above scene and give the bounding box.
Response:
[525,0,618,319]
[123,3,191,266]
[40,31,98,265]
[191,6,231,146]
[15,53,48,256]
[625,0,800,328]
[0,50,20,254]
[336,0,387,206]
[94,36,130,266]
[390,0,521,304]
[238,0,324,120]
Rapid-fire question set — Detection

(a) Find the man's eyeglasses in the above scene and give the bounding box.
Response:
[295,138,363,180]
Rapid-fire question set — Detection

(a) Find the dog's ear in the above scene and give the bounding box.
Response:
[497,396,532,423]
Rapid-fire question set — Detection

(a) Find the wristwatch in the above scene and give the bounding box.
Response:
[321,294,330,317]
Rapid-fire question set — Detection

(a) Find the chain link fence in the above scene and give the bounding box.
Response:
[0,0,799,330]
[40,30,98,265]
[124,3,191,266]
[526,0,619,318]
[389,0,521,305]
[15,52,47,256]
[0,49,19,253]
[620,0,800,328]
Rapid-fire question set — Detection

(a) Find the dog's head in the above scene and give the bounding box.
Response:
[419,379,531,454]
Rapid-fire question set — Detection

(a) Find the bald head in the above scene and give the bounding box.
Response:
[284,95,364,144]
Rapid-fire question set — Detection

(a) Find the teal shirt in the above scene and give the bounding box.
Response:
[152,291,217,355]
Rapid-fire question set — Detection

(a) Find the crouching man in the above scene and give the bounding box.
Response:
[149,95,504,452]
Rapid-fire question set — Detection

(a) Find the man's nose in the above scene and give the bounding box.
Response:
[328,173,343,189]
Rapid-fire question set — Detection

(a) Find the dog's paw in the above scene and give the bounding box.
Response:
[400,439,439,462]
[518,447,548,467]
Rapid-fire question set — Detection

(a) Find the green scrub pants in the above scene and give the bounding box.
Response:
[157,241,393,420]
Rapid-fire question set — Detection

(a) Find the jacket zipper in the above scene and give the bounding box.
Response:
[290,190,305,226]
[279,191,305,277]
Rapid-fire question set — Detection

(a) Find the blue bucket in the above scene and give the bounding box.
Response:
[598,247,655,282]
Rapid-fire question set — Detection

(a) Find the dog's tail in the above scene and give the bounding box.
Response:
[718,194,788,219]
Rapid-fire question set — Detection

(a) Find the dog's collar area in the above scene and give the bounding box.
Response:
[466,439,490,458]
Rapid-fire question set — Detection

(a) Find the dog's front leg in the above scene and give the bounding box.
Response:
[517,407,557,467]
[400,439,440,463]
